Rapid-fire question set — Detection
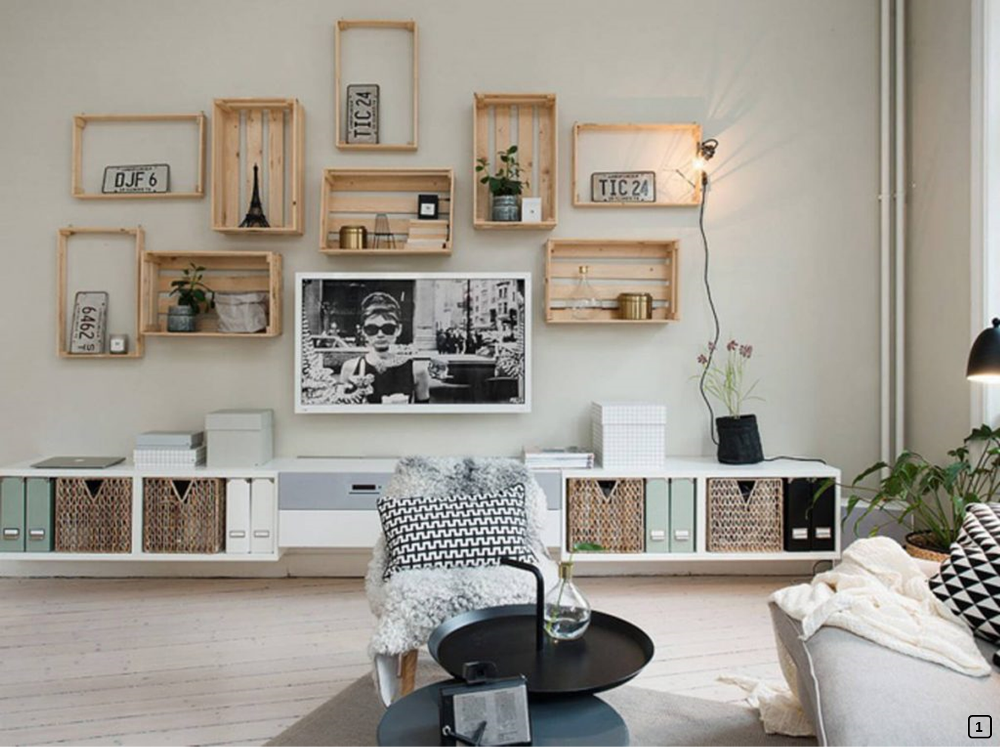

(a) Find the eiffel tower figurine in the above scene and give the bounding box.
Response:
[239,164,270,228]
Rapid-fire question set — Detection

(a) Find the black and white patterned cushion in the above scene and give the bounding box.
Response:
[929,504,1000,644]
[378,483,533,579]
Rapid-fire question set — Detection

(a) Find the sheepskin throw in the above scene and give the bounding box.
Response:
[378,483,533,579]
[367,457,556,660]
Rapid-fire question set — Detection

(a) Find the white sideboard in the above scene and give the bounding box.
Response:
[0,456,840,565]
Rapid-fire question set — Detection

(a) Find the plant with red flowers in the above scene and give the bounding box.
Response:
[696,338,761,418]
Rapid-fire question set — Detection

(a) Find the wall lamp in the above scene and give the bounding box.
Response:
[968,318,1000,383]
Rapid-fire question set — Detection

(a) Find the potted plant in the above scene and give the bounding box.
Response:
[476,144,527,221]
[167,263,214,333]
[839,425,1000,561]
[696,339,763,464]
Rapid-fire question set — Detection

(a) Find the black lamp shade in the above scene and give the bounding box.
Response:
[967,318,1000,382]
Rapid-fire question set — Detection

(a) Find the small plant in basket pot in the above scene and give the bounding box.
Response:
[696,339,763,464]
[167,263,214,333]
[835,425,1000,561]
[476,144,527,221]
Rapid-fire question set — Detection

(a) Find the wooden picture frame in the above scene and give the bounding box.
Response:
[296,272,531,414]
[572,123,703,207]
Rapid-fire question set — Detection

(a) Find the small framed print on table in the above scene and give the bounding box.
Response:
[417,194,439,220]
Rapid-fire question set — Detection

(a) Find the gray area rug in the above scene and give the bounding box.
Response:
[268,661,815,747]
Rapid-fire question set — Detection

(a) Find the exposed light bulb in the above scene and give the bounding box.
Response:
[692,156,707,172]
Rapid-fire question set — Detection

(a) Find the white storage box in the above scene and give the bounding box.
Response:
[591,402,666,469]
[205,409,273,468]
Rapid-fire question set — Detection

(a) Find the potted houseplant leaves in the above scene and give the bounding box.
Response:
[476,144,527,221]
[167,263,214,333]
[839,424,1000,560]
[696,339,764,464]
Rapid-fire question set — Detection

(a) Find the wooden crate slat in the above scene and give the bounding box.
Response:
[548,308,673,323]
[547,263,671,281]
[517,105,535,198]
[211,98,303,234]
[320,168,453,254]
[473,93,557,230]
[267,110,285,227]
[545,239,679,324]
[550,242,676,259]
[141,251,282,337]
[326,172,451,192]
[548,283,672,301]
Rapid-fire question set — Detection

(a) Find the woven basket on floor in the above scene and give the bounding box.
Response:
[566,478,645,553]
[54,478,133,553]
[142,478,225,554]
[904,531,948,563]
[707,478,783,553]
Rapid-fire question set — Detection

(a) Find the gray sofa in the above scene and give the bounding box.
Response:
[770,603,1000,746]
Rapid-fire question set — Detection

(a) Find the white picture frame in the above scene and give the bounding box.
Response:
[295,272,532,414]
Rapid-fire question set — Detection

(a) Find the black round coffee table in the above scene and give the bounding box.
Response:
[428,604,655,697]
[376,679,629,746]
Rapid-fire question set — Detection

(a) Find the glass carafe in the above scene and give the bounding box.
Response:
[544,561,592,641]
[569,265,600,320]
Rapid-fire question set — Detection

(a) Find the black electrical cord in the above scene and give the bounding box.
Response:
[763,455,829,465]
[697,172,721,445]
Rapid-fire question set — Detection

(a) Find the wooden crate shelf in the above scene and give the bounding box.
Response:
[573,123,703,208]
[319,168,453,255]
[335,20,418,151]
[140,251,282,337]
[57,227,145,358]
[545,239,679,324]
[72,113,206,200]
[474,93,557,230]
[211,98,304,235]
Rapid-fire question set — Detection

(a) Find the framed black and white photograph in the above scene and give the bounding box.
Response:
[296,273,530,414]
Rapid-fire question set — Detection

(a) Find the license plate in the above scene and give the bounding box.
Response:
[346,84,379,144]
[590,171,656,203]
[70,291,108,354]
[102,164,170,194]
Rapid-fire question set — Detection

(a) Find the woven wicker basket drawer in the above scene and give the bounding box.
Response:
[143,478,225,554]
[707,478,783,553]
[54,478,133,553]
[566,478,645,553]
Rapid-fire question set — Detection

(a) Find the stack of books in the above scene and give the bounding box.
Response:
[133,431,206,468]
[522,446,595,470]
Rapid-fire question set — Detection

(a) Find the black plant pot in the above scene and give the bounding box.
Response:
[716,415,764,465]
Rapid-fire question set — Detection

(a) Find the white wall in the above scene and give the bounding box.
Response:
[906,0,975,460]
[0,1,881,481]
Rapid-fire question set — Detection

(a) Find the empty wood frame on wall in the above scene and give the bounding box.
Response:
[72,113,206,200]
[211,98,304,235]
[56,227,144,358]
[573,123,703,207]
[545,239,679,324]
[140,251,282,338]
[335,20,418,151]
[473,93,557,230]
[319,168,453,255]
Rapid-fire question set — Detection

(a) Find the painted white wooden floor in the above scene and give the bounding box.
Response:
[0,575,797,746]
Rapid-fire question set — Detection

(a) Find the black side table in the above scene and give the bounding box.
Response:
[377,680,629,746]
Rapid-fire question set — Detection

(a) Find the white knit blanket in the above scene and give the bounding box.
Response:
[772,536,989,677]
[728,537,991,737]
